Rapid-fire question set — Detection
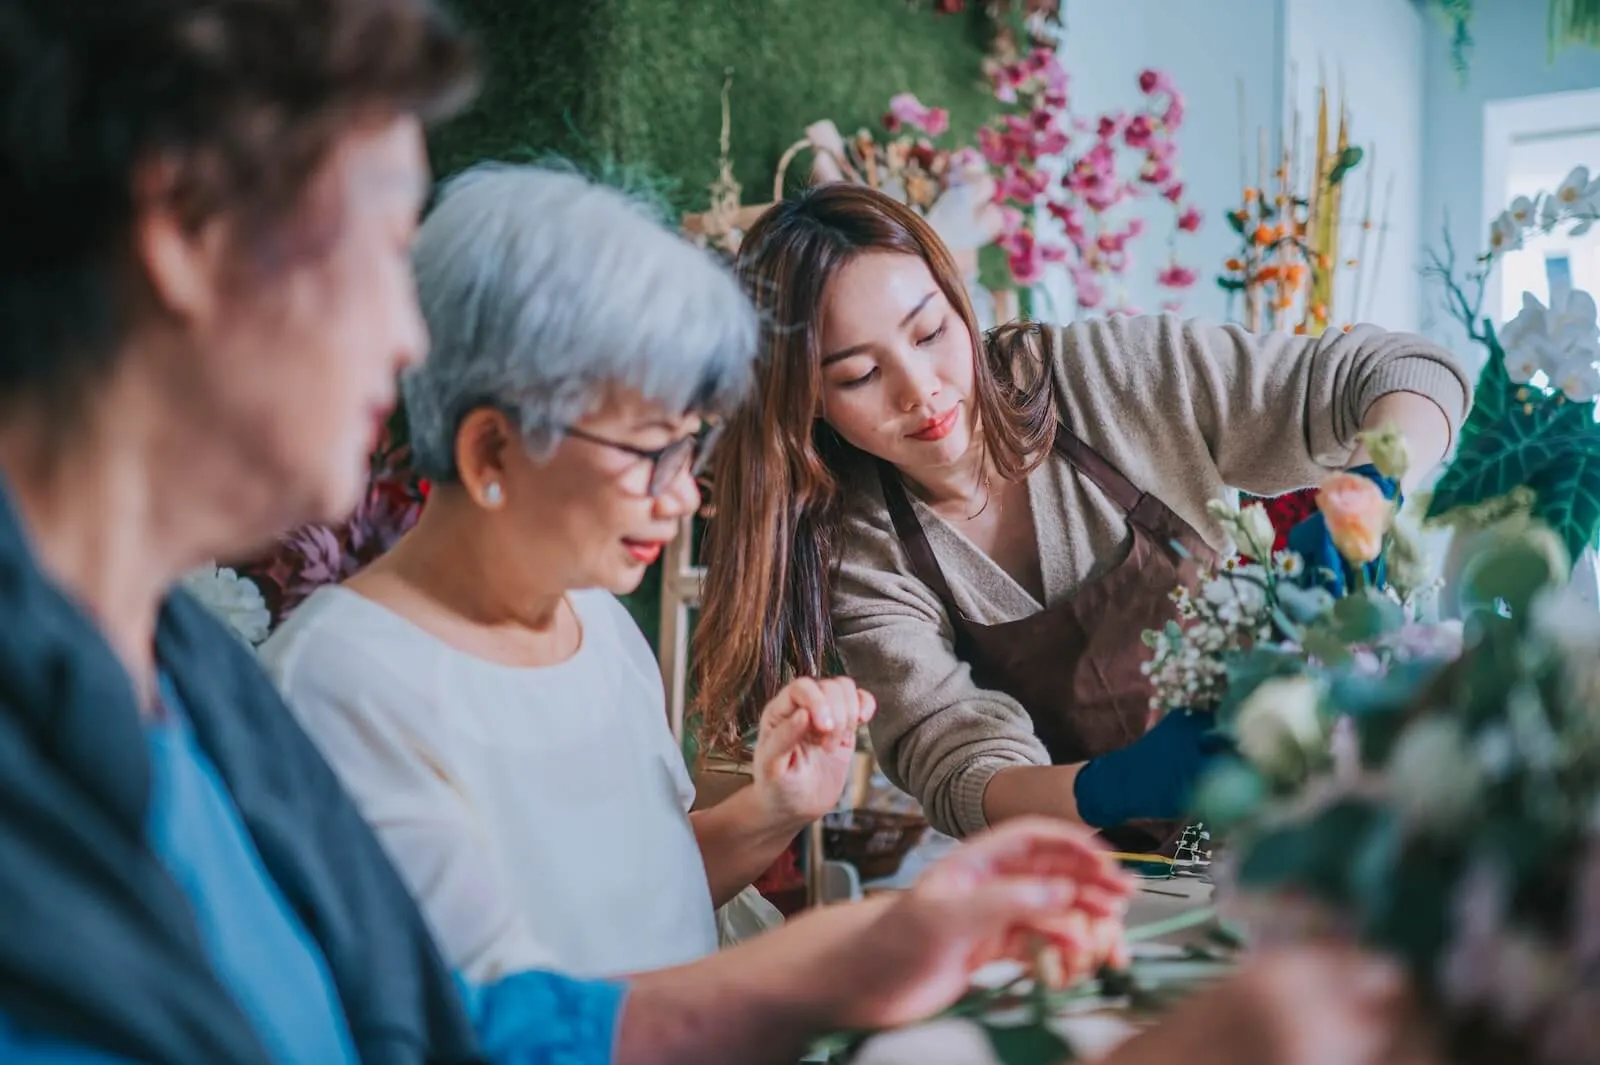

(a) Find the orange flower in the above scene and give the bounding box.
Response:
[1311,301,1328,320]
[1253,223,1275,246]
[1316,471,1392,563]
[1243,187,1259,202]
[1226,257,1245,272]
[1255,263,1281,283]
[1285,263,1308,287]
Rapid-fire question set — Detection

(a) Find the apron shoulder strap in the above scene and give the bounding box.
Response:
[1050,426,1145,513]
[1051,425,1200,549]
[875,460,963,620]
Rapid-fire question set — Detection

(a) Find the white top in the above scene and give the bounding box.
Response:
[259,585,720,982]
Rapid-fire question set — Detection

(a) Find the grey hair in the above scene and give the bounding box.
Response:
[403,160,759,481]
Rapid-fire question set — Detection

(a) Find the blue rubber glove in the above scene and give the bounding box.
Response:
[1071,710,1233,829]
[1285,464,1400,598]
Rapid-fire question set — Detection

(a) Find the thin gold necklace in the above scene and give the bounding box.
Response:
[963,473,994,520]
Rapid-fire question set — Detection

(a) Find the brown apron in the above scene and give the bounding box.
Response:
[877,425,1218,854]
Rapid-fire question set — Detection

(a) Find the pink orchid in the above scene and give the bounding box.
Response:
[1040,242,1069,263]
[1177,205,1202,232]
[885,93,950,137]
[1123,114,1155,149]
[1163,181,1186,204]
[1008,248,1043,286]
[1157,263,1198,289]
[1140,158,1174,186]
[1071,270,1105,309]
[1139,69,1175,96]
[1098,113,1126,140]
[1163,91,1186,130]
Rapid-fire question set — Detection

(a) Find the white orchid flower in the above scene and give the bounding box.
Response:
[1508,195,1537,226]
[1550,355,1600,402]
[1555,165,1597,211]
[1500,291,1557,382]
[1488,210,1523,254]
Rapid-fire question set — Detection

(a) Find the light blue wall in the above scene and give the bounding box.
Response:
[1284,0,1426,332]
[1420,0,1600,352]
[1047,0,1284,324]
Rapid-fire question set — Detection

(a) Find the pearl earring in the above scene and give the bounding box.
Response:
[483,482,503,506]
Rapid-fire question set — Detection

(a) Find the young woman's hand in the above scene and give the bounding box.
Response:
[749,677,876,831]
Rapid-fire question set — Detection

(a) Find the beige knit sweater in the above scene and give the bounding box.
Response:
[833,314,1470,838]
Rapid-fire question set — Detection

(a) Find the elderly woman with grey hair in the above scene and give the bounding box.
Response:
[260,162,878,982]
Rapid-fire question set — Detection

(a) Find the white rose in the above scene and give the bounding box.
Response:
[1233,674,1325,778]
[1237,503,1277,561]
[1387,717,1482,829]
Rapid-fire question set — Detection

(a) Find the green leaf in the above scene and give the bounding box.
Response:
[1193,759,1268,830]
[1215,647,1308,723]
[1459,538,1562,616]
[1276,582,1336,624]
[1217,276,1247,292]
[1328,145,1365,186]
[981,1022,1073,1064]
[1330,591,1406,642]
[1302,625,1353,665]
[1528,445,1600,562]
[1226,210,1246,235]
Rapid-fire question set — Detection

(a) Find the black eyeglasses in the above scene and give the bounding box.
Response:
[561,422,723,497]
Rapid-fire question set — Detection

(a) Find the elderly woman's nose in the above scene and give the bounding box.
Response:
[654,460,701,518]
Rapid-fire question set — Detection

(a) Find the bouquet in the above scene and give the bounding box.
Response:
[1143,427,1459,795]
[1216,523,1600,1065]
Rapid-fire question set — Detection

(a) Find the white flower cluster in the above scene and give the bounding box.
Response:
[1141,552,1304,714]
[180,563,273,647]
[1488,166,1600,403]
[1501,289,1600,402]
[1488,165,1599,256]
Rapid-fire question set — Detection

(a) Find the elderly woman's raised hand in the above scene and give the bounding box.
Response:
[749,677,877,830]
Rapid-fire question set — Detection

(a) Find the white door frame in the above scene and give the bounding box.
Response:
[1481,87,1600,325]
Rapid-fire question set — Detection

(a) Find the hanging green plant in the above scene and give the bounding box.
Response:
[1426,0,1600,80]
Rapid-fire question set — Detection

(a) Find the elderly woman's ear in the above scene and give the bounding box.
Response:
[453,407,517,510]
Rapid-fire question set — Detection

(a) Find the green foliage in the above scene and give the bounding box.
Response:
[1427,330,1600,562]
[432,0,997,211]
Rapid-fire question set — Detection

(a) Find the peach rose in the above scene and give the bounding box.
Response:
[1316,472,1392,563]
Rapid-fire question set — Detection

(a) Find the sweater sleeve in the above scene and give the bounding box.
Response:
[833,494,1050,839]
[1054,314,1470,499]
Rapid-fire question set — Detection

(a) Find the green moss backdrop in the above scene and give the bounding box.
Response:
[428,0,1000,645]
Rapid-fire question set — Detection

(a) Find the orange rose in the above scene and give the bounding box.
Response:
[1316,472,1392,563]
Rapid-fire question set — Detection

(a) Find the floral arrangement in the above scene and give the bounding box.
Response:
[1217,77,1377,336]
[1423,164,1600,564]
[1212,521,1600,1065]
[181,428,425,643]
[1142,430,1451,785]
[975,41,1201,314]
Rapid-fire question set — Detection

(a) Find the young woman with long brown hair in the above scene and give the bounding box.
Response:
[693,183,1469,848]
